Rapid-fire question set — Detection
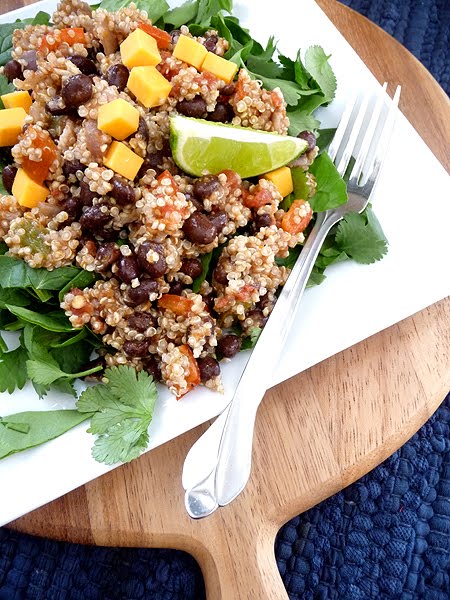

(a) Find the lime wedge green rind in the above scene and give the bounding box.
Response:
[169,115,308,178]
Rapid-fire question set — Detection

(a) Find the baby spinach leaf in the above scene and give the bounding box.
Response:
[0,74,14,108]
[98,0,169,22]
[308,152,348,212]
[192,251,213,293]
[5,305,74,332]
[0,410,92,460]
[58,269,97,302]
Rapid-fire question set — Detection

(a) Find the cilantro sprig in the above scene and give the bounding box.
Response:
[77,366,158,464]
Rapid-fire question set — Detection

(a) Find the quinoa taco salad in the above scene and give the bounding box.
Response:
[0,0,388,465]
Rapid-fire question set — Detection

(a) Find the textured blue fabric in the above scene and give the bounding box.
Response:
[1,1,449,598]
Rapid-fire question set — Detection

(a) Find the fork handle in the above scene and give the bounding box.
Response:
[214,209,340,507]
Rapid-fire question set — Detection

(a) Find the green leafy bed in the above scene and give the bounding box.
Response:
[0,0,388,465]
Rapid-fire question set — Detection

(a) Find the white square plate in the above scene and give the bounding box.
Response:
[1,0,449,526]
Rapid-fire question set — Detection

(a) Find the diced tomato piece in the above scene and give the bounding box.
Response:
[157,170,178,192]
[40,28,86,52]
[220,169,241,191]
[21,126,57,184]
[158,294,193,315]
[242,187,273,208]
[178,344,201,397]
[271,90,283,108]
[281,200,313,234]
[138,23,171,49]
[235,284,256,302]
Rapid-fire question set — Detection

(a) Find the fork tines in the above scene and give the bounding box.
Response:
[329,84,401,185]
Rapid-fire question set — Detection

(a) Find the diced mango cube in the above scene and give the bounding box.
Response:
[172,34,207,69]
[263,166,293,198]
[12,168,49,208]
[127,66,172,109]
[120,28,161,69]
[98,98,140,141]
[200,52,238,84]
[1,91,32,113]
[103,141,143,181]
[0,107,27,147]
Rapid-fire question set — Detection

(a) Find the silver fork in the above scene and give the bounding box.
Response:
[183,83,401,519]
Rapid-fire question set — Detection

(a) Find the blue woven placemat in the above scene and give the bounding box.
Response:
[1,1,449,598]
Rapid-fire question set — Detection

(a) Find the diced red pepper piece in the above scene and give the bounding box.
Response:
[158,294,193,315]
[178,344,201,397]
[21,126,57,184]
[242,187,273,209]
[40,28,86,52]
[138,23,171,50]
[281,199,313,234]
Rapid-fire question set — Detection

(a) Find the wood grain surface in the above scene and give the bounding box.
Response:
[3,1,450,598]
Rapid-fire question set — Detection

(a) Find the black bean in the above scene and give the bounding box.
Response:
[136,152,164,179]
[125,278,159,306]
[4,59,23,82]
[117,254,140,283]
[45,96,69,116]
[197,356,220,382]
[143,355,162,381]
[62,159,85,179]
[213,263,228,285]
[181,258,203,279]
[95,242,120,271]
[110,176,135,205]
[176,97,207,118]
[22,50,37,72]
[193,175,220,200]
[183,212,217,245]
[217,334,242,358]
[203,34,218,53]
[127,312,154,332]
[257,293,272,312]
[69,55,98,76]
[123,339,149,358]
[221,83,235,96]
[2,165,17,194]
[297,130,316,152]
[61,196,83,219]
[245,308,268,328]
[202,292,215,313]
[253,212,272,230]
[79,181,97,206]
[62,74,93,108]
[169,280,184,295]
[106,64,129,92]
[79,205,110,231]
[170,29,181,45]
[136,116,149,142]
[209,210,227,233]
[207,102,233,123]
[136,242,167,278]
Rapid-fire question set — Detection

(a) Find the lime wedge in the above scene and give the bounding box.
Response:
[169,115,308,178]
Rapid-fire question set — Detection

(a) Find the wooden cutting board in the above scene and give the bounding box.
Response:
[5,1,450,598]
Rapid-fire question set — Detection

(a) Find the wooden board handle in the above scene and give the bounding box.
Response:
[188,517,287,599]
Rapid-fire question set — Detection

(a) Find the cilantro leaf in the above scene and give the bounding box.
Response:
[0,345,28,393]
[287,108,320,137]
[241,327,262,350]
[91,421,150,465]
[308,152,348,212]
[76,366,158,465]
[335,208,388,264]
[246,69,302,106]
[304,46,337,102]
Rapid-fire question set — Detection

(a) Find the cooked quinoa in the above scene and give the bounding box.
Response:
[0,0,318,398]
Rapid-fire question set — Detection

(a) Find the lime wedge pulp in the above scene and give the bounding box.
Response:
[169,115,308,178]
